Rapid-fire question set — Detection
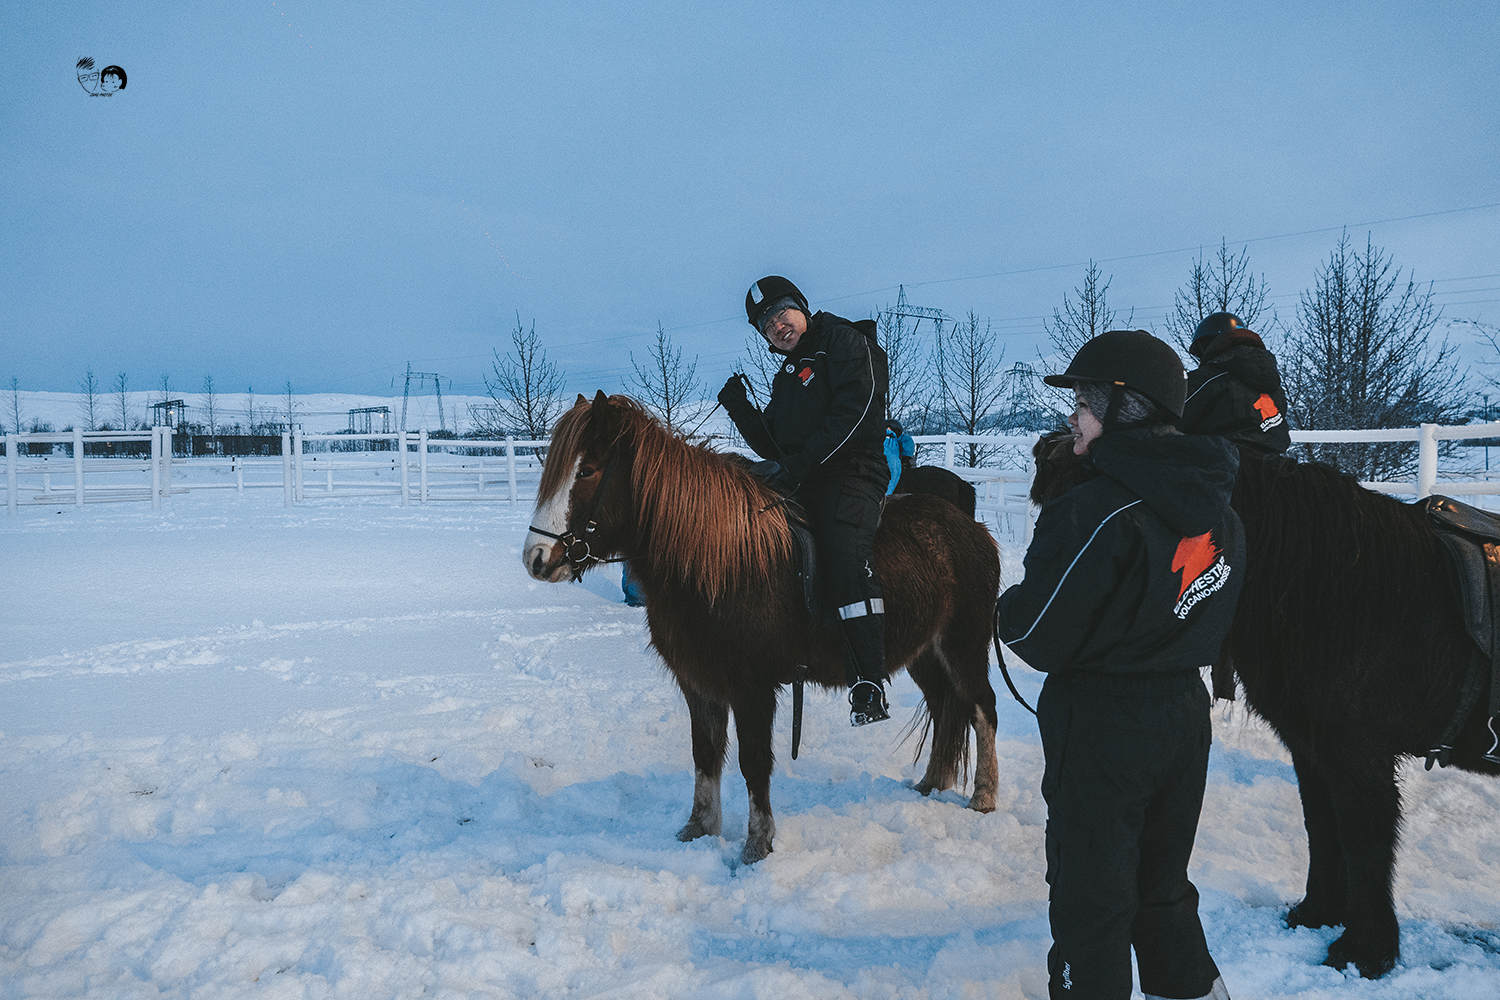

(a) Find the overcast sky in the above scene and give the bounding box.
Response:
[4,1,1497,401]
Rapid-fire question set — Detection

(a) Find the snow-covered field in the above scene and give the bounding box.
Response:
[2,492,1498,999]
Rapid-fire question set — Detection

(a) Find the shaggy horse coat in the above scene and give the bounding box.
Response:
[524,394,1002,864]
[1029,431,1500,978]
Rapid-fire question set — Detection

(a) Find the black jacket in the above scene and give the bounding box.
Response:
[726,312,888,484]
[996,429,1245,676]
[1178,333,1291,454]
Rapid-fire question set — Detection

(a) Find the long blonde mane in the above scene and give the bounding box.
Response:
[545,396,793,602]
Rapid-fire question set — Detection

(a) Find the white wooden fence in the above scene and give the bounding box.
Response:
[10,423,1500,518]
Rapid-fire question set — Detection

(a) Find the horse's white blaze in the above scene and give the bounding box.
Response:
[522,455,580,581]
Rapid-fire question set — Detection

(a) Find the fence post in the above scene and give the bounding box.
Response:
[506,437,518,504]
[282,432,293,507]
[74,428,85,506]
[294,429,305,502]
[151,427,162,510]
[420,429,429,503]
[6,433,15,515]
[399,432,410,506]
[1418,423,1438,499]
[945,432,956,470]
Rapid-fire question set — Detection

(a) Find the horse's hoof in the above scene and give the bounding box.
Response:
[676,820,714,842]
[913,780,938,797]
[967,793,997,814]
[1287,897,1343,930]
[1323,932,1396,979]
[740,837,773,865]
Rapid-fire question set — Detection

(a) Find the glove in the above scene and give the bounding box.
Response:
[717,374,750,412]
[747,459,796,496]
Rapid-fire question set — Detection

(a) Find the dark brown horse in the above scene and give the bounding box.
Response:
[522,393,1002,864]
[1029,430,1500,978]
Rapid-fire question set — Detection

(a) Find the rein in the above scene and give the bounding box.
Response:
[528,450,628,573]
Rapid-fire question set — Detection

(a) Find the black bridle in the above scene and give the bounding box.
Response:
[528,449,626,576]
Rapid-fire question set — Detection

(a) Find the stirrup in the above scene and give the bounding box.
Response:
[849,680,890,727]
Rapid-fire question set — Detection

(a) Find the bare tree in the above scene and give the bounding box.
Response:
[202,375,219,436]
[935,311,1009,466]
[1043,260,1133,364]
[1163,240,1273,351]
[1282,232,1467,480]
[738,332,781,404]
[158,373,173,405]
[114,372,132,431]
[77,369,101,431]
[880,308,932,430]
[243,386,257,435]
[630,322,706,435]
[283,381,298,429]
[476,316,567,444]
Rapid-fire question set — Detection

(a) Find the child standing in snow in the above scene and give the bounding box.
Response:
[995,331,1242,1000]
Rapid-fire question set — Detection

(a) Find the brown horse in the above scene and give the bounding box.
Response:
[1029,429,1500,978]
[523,393,1001,863]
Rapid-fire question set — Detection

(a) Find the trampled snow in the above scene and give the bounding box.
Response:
[2,492,1498,998]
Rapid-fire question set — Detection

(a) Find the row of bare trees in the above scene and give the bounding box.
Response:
[2,370,302,439]
[10,235,1480,484]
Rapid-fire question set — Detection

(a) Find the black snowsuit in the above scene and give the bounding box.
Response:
[723,312,890,685]
[995,428,1245,1000]
[1177,330,1291,455]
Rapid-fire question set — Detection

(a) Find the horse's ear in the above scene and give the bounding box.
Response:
[593,390,609,407]
[576,394,587,407]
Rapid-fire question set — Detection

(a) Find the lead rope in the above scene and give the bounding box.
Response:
[993,611,1036,716]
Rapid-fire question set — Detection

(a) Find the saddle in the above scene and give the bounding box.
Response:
[1423,495,1500,767]
[780,496,894,759]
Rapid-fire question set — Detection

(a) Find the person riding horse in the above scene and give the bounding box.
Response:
[718,276,893,727]
[1177,311,1291,455]
[995,330,1244,1000]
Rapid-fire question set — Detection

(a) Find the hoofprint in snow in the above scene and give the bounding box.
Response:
[1,494,1497,999]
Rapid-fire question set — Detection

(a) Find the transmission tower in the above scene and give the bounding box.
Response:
[887,285,952,336]
[398,363,447,433]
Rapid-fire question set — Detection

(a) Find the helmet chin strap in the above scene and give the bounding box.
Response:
[1101,382,1126,433]
[1100,381,1163,434]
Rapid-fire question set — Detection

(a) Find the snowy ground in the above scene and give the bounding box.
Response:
[2,491,1498,999]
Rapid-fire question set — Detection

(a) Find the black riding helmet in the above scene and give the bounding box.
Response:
[746,276,809,329]
[1043,329,1187,419]
[1189,312,1246,358]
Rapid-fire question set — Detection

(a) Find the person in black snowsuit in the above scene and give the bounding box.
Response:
[1177,312,1290,455]
[995,330,1244,1000]
[718,275,893,727]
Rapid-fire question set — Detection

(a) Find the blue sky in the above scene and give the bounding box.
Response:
[4,1,1497,399]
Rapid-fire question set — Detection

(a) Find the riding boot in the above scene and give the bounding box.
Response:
[839,605,889,726]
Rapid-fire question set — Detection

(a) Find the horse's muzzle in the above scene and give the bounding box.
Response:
[522,538,572,583]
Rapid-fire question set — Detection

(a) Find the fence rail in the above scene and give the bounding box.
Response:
[12,423,1500,517]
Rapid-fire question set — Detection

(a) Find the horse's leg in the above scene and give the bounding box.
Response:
[676,688,728,842]
[733,685,778,864]
[1318,747,1402,979]
[1285,745,1347,930]
[910,636,1000,814]
[908,648,960,796]
[967,701,999,814]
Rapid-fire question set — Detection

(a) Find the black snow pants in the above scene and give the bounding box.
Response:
[1038,670,1221,1000]
[796,470,886,686]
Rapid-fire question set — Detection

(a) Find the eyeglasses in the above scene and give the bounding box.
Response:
[758,306,795,334]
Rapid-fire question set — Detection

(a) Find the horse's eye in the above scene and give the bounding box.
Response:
[577,466,596,480]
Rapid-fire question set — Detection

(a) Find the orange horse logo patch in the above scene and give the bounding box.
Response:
[1254,393,1284,432]
[1172,531,1232,619]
